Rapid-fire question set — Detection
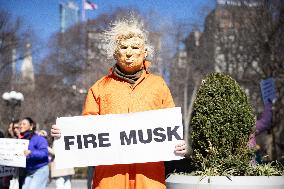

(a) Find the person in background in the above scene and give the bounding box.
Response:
[0,129,7,189]
[51,17,187,189]
[2,120,21,189]
[48,136,75,189]
[87,166,94,189]
[248,101,273,164]
[38,129,55,163]
[6,120,16,138]
[38,129,48,137]
[248,101,273,148]
[49,148,75,189]
[19,117,49,189]
[5,120,21,138]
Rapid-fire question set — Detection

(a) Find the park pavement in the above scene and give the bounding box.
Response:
[46,179,87,189]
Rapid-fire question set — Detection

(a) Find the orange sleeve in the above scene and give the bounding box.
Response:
[82,87,100,115]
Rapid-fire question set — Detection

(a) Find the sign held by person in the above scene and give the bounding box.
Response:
[54,107,184,169]
[0,166,16,177]
[0,138,29,167]
[260,78,276,104]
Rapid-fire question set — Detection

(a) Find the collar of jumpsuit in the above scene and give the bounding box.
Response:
[110,60,151,87]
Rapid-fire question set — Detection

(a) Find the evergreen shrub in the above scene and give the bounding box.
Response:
[189,72,283,176]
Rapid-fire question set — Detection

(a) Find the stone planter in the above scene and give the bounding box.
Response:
[166,175,284,189]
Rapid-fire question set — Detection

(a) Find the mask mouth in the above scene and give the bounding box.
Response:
[125,59,133,63]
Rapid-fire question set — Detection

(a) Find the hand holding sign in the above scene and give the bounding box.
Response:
[24,150,32,156]
[174,140,187,156]
[51,124,61,139]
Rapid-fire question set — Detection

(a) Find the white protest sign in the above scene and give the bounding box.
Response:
[0,166,16,177]
[0,138,29,167]
[260,78,276,104]
[54,107,184,169]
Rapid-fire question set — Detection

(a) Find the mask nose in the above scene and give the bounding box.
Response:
[126,48,132,58]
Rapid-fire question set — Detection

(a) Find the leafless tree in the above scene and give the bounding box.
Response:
[0,10,41,128]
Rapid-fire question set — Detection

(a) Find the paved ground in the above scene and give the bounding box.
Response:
[46,179,88,189]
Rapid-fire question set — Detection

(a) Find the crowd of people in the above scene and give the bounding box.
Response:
[0,117,74,189]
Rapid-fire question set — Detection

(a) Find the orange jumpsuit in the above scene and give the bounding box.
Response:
[82,61,175,189]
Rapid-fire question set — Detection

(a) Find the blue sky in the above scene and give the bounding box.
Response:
[0,0,216,42]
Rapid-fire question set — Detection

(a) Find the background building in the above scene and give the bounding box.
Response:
[60,1,80,33]
[21,43,35,91]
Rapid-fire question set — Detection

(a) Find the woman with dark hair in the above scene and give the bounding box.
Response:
[5,119,21,138]
[19,117,49,189]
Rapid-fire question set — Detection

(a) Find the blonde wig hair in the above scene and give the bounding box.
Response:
[104,17,153,60]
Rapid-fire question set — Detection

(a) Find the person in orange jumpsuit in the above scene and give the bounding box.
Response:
[51,18,187,189]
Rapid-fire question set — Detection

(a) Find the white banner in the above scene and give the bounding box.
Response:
[0,138,29,167]
[54,107,184,169]
[0,166,16,177]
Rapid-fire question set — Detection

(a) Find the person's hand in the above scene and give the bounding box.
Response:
[51,124,61,139]
[24,150,31,156]
[174,140,187,156]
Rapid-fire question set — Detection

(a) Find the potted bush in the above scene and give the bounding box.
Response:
[166,72,284,188]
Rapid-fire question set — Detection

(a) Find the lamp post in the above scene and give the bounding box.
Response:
[2,91,24,121]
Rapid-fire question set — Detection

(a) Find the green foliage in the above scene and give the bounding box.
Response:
[188,72,284,175]
[246,161,284,176]
[190,72,257,175]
